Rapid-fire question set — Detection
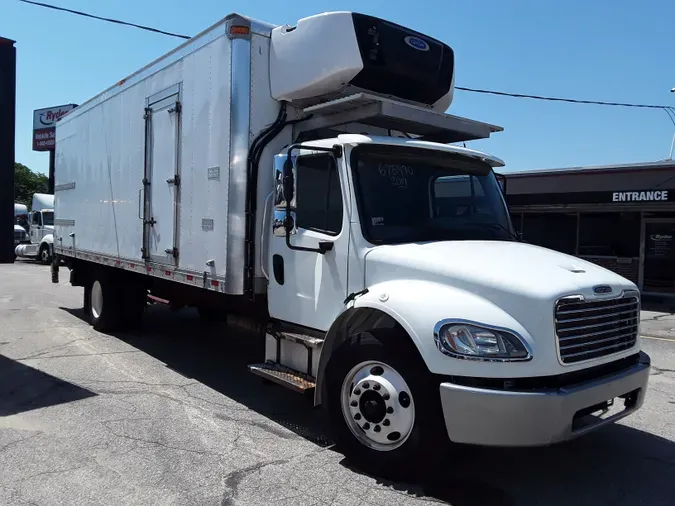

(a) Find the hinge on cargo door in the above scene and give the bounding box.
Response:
[142,178,150,186]
[168,102,182,114]
[143,107,152,120]
[144,217,157,226]
[164,247,178,258]
[166,175,181,186]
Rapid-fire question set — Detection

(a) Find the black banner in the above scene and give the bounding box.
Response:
[508,189,675,206]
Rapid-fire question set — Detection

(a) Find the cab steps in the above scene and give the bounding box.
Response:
[248,362,316,393]
[248,329,324,393]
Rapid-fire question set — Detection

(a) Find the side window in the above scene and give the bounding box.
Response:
[295,154,343,235]
[32,211,42,226]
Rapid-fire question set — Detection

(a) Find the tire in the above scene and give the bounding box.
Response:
[323,329,447,480]
[84,272,122,332]
[39,244,51,265]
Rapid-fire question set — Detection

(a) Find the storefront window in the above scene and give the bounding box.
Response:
[521,213,577,255]
[578,212,640,258]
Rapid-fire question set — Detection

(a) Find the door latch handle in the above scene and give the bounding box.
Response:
[166,175,181,186]
[138,189,143,219]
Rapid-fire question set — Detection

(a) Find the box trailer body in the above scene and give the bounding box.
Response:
[53,11,650,477]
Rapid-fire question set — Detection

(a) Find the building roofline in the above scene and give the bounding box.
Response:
[503,159,675,178]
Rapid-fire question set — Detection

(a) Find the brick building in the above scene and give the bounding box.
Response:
[503,159,675,297]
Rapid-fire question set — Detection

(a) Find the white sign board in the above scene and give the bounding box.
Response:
[32,103,77,151]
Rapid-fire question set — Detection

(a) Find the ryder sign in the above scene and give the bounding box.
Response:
[32,104,77,151]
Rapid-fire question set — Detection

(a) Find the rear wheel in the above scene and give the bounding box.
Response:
[323,329,447,480]
[84,273,122,332]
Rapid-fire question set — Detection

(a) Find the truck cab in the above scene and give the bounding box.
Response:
[15,193,54,264]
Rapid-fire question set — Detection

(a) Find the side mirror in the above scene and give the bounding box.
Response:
[272,209,296,237]
[273,154,296,209]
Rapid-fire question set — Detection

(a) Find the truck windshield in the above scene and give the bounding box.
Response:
[350,145,513,245]
[42,211,54,226]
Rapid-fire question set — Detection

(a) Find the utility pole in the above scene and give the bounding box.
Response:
[0,36,16,264]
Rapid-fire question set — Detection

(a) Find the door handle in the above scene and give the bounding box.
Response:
[138,189,143,219]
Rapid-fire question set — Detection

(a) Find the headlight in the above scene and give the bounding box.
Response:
[433,321,531,361]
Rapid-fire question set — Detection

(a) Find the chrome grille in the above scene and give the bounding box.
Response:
[555,294,639,364]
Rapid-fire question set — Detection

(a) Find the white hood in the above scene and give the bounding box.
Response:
[365,240,636,305]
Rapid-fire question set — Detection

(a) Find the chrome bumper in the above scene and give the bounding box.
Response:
[439,352,650,446]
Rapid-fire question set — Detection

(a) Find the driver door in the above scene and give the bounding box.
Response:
[267,151,350,332]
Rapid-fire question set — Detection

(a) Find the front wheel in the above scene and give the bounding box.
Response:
[323,329,447,479]
[39,244,51,265]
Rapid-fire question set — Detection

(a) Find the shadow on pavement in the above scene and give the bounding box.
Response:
[60,304,675,506]
[60,304,332,447]
[0,354,97,417]
[345,422,675,505]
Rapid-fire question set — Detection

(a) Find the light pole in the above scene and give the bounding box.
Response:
[670,88,675,160]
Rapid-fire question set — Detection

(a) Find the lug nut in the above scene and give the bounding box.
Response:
[363,382,370,389]
[374,425,381,432]
[383,419,390,427]
[382,393,390,400]
[386,407,394,414]
[363,423,370,430]
[373,384,380,391]
[354,413,361,420]
[354,388,361,395]
[350,400,357,407]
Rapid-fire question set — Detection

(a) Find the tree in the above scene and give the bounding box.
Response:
[14,163,48,207]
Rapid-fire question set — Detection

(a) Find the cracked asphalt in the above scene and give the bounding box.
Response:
[1,261,674,506]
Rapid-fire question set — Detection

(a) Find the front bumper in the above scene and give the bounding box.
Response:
[439,352,651,446]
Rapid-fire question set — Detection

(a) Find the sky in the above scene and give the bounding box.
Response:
[2,0,674,175]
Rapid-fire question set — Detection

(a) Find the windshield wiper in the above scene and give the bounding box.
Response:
[464,222,521,242]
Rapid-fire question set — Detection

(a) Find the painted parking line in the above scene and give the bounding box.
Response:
[641,335,675,343]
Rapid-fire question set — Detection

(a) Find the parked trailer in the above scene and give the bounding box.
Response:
[52,12,650,477]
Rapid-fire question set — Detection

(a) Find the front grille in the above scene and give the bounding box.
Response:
[14,230,26,241]
[555,293,639,364]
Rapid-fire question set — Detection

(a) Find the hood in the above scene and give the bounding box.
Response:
[364,240,636,304]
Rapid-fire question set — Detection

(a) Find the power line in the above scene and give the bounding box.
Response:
[14,0,675,115]
[455,86,674,111]
[17,0,191,40]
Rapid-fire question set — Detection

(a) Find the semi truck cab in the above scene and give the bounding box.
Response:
[261,133,650,457]
[15,193,54,264]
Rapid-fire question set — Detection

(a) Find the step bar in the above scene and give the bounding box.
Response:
[248,362,316,393]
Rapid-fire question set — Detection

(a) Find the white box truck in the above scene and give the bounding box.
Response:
[52,11,650,476]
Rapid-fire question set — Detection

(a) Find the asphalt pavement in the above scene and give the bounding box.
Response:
[0,261,674,506]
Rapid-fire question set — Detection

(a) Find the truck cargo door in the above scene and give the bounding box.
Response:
[142,85,181,264]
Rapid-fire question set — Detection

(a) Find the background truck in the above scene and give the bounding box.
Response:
[15,193,55,264]
[52,11,650,477]
[13,203,29,252]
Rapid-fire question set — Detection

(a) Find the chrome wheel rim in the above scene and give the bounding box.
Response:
[340,360,415,452]
[41,248,49,262]
[91,281,103,320]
